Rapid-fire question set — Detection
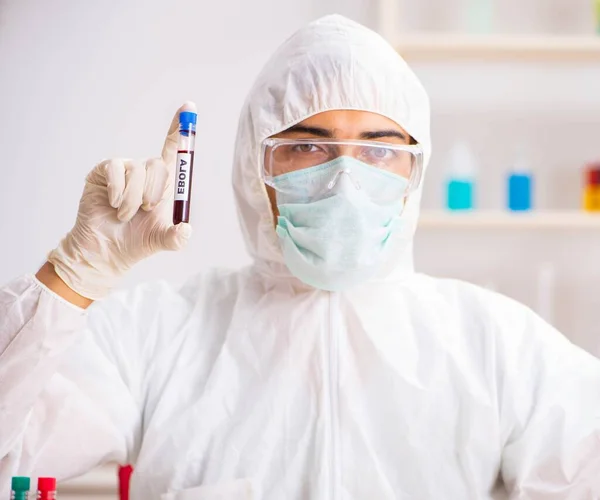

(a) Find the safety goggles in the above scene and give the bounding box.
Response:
[261,138,423,200]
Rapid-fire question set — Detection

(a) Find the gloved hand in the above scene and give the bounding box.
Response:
[47,102,196,300]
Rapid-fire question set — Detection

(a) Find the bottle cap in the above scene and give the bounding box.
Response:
[586,164,600,186]
[448,141,476,179]
[512,154,531,175]
[179,111,197,131]
[12,476,30,491]
[37,477,57,491]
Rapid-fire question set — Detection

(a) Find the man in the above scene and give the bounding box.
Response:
[1,15,599,500]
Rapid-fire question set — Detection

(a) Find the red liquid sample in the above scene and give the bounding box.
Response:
[173,150,195,225]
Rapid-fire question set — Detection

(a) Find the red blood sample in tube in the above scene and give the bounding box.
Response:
[173,111,197,225]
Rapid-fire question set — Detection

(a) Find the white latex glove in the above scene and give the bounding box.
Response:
[47,102,196,300]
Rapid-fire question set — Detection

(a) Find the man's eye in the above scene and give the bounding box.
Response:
[293,144,319,153]
[366,147,390,159]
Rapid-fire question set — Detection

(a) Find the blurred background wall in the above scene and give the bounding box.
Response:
[1,0,600,496]
[395,0,600,357]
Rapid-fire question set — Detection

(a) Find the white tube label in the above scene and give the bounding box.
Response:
[174,152,191,201]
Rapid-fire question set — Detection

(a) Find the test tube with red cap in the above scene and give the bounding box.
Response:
[36,478,56,500]
[173,111,197,225]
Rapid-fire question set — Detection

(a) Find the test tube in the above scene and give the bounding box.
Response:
[173,111,197,225]
[11,476,30,500]
[36,478,56,500]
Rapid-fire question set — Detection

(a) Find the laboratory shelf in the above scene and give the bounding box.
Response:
[395,34,600,61]
[418,210,600,229]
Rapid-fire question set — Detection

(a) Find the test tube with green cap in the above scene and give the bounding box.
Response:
[11,477,31,499]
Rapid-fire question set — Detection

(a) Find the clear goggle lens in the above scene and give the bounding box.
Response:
[261,138,423,201]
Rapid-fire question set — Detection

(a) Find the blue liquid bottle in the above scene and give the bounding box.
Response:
[507,156,533,211]
[446,142,476,211]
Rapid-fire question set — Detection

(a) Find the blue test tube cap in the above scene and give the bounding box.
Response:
[179,111,197,131]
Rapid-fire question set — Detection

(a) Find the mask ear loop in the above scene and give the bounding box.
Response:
[327,168,362,191]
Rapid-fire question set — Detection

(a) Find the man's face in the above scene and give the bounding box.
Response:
[265,109,412,220]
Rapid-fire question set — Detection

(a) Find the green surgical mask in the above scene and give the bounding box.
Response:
[273,156,408,291]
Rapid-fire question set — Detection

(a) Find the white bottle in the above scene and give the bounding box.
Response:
[466,0,494,33]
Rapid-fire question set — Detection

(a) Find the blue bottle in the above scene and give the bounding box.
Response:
[507,158,533,211]
[448,179,473,210]
[446,142,476,211]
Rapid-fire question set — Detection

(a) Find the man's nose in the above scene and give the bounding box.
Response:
[328,165,361,192]
[332,145,356,160]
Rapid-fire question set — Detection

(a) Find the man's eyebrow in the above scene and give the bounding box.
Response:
[278,125,408,141]
[360,130,407,141]
[280,125,334,138]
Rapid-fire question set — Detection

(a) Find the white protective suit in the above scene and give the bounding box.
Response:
[2,15,600,500]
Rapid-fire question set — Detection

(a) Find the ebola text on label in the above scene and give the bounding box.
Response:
[174,153,191,201]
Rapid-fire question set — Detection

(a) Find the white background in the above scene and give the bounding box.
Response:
[1,0,600,354]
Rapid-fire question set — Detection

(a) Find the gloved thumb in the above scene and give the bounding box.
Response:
[155,223,193,251]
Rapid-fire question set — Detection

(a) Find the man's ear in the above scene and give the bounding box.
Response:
[265,184,280,227]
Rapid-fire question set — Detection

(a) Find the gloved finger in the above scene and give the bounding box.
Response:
[142,158,170,210]
[105,159,126,208]
[117,160,145,222]
[151,223,192,251]
[161,101,197,166]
